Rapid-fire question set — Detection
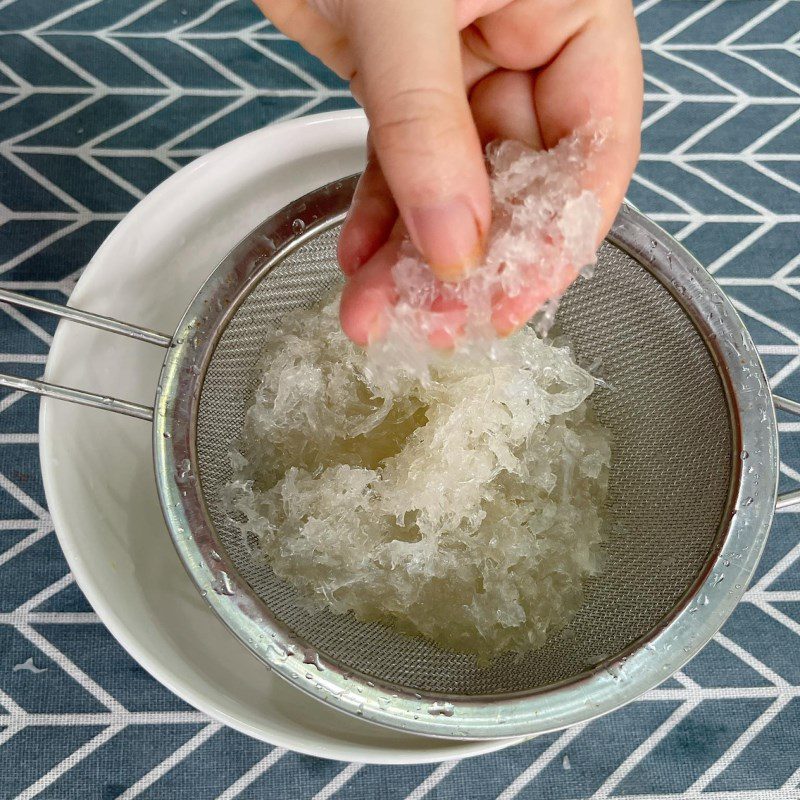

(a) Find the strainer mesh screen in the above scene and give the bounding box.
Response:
[196,226,733,695]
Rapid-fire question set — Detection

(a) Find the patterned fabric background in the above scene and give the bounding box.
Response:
[0,0,799,797]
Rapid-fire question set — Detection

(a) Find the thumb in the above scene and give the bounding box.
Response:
[343,0,491,280]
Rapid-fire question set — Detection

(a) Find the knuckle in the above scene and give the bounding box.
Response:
[368,86,468,155]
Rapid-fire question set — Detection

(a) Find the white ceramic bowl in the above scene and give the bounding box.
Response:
[39,111,526,764]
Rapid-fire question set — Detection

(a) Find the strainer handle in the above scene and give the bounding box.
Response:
[774,394,800,510]
[0,289,171,422]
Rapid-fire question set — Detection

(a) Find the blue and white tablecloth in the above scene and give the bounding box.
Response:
[1,1,799,797]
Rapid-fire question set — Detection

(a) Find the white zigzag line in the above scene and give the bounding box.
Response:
[0,53,31,88]
[750,160,800,204]
[15,722,126,800]
[215,748,288,799]
[0,471,48,519]
[0,519,48,531]
[497,724,589,800]
[634,0,663,17]
[272,94,327,125]
[159,95,249,150]
[28,0,106,34]
[94,32,175,89]
[80,153,144,200]
[591,699,702,799]
[311,763,365,800]
[0,723,23,748]
[0,148,87,213]
[171,0,240,36]
[0,220,84,277]
[728,296,800,345]
[724,0,794,46]
[773,247,800,281]
[15,622,127,714]
[245,38,326,93]
[0,302,54,346]
[619,791,800,799]
[0,85,353,98]
[83,94,176,149]
[104,0,167,34]
[4,95,100,148]
[641,98,681,131]
[676,161,772,216]
[0,612,100,624]
[642,68,679,96]
[0,712,210,726]
[706,222,773,275]
[0,212,124,221]
[0,354,48,362]
[0,93,25,113]
[404,760,461,800]
[687,694,793,793]
[643,43,800,52]
[672,101,748,156]
[0,687,25,716]
[727,48,800,97]
[23,31,101,88]
[651,48,746,98]
[16,574,74,613]
[753,539,800,593]
[752,598,800,639]
[769,355,800,389]
[714,633,789,688]
[783,751,800,791]
[630,172,697,214]
[116,722,224,799]
[753,590,800,602]
[168,36,254,92]
[674,220,703,241]
[651,0,728,46]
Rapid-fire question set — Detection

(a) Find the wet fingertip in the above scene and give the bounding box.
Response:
[427,327,459,350]
[339,258,398,347]
[428,240,484,282]
[337,214,370,276]
[339,284,377,346]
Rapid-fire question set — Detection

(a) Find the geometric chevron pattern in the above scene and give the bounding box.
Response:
[0,0,799,797]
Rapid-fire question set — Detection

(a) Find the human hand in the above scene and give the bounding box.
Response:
[255,0,643,345]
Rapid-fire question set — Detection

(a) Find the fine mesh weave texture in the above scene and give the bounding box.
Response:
[197,226,733,696]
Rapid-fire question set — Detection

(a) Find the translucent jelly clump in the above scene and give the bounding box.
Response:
[366,128,605,390]
[225,296,611,661]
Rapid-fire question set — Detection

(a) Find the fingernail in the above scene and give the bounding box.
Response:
[407,199,483,281]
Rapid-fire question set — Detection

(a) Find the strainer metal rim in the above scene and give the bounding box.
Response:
[153,176,778,740]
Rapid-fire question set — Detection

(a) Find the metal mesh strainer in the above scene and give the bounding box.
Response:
[197,228,732,696]
[2,174,798,740]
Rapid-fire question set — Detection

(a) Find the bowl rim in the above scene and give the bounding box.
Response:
[40,109,528,762]
[155,178,779,740]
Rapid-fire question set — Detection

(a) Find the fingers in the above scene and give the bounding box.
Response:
[339,0,643,347]
[464,0,642,239]
[340,237,469,349]
[343,0,491,281]
[533,4,643,240]
[338,139,398,276]
[254,0,354,79]
[463,0,590,72]
[468,2,642,336]
[469,69,543,148]
[339,239,400,346]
